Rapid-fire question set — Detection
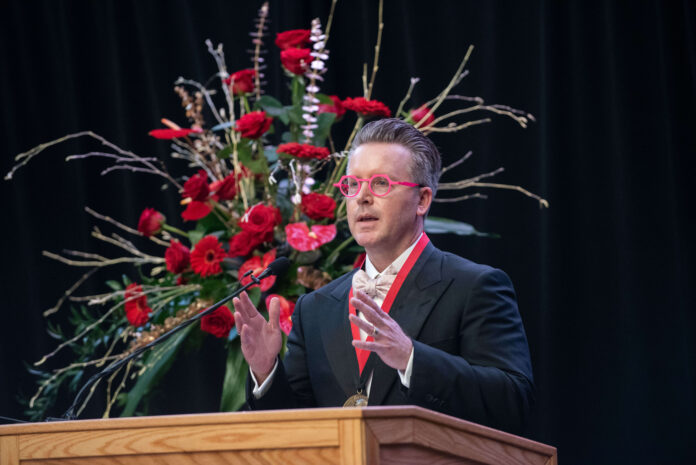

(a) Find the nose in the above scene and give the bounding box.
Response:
[354,179,373,204]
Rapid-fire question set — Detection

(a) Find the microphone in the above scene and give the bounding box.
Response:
[57,256,291,421]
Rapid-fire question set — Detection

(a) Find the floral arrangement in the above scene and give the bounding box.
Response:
[8,0,547,420]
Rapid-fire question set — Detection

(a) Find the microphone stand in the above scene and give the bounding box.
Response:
[56,269,266,421]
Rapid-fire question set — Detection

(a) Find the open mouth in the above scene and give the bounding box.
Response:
[357,214,378,223]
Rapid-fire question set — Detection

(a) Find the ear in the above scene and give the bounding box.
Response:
[416,186,433,217]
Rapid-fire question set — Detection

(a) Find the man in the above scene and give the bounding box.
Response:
[232,118,534,434]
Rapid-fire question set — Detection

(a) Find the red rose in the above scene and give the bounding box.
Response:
[148,128,202,139]
[182,169,210,202]
[165,239,190,274]
[239,249,277,292]
[200,305,235,338]
[228,230,264,258]
[239,204,281,237]
[265,294,295,335]
[342,97,392,118]
[410,105,435,127]
[301,193,336,220]
[285,222,337,251]
[181,200,212,222]
[235,111,273,139]
[209,174,237,201]
[280,48,314,75]
[190,235,226,277]
[224,69,257,95]
[317,95,346,120]
[276,142,330,160]
[275,29,311,50]
[124,283,151,327]
[137,208,165,237]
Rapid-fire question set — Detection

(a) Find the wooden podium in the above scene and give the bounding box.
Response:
[0,406,557,464]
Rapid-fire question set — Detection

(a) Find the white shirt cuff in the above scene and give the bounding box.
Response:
[250,359,279,399]
[397,345,415,388]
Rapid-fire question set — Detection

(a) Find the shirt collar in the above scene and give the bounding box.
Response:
[364,232,423,279]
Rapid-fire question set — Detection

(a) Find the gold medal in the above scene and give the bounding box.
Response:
[343,390,369,407]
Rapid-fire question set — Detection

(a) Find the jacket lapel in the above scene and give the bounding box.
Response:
[369,244,451,405]
[318,272,360,398]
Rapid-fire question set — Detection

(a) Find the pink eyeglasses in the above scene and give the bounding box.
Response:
[333,174,422,197]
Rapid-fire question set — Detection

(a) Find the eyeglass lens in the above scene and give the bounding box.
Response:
[339,175,391,196]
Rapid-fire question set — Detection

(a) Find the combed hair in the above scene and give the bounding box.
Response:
[349,118,441,197]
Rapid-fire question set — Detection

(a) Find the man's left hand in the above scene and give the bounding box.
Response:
[349,289,413,371]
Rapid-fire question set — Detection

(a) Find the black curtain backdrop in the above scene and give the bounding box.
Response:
[1,1,694,463]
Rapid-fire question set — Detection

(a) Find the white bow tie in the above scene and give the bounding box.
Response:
[352,266,397,301]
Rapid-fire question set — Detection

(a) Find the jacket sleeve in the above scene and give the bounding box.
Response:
[404,267,535,434]
[245,293,317,410]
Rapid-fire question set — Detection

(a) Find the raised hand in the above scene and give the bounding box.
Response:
[349,289,413,371]
[233,291,282,384]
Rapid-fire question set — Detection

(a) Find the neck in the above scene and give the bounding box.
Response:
[366,228,423,273]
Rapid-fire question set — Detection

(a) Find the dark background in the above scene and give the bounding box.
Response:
[1,0,694,463]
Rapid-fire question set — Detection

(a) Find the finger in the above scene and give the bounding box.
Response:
[234,311,245,333]
[349,314,377,334]
[354,290,382,311]
[351,339,385,351]
[351,296,387,326]
[238,291,260,319]
[268,297,281,332]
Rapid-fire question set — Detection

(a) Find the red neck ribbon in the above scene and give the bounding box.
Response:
[349,233,430,374]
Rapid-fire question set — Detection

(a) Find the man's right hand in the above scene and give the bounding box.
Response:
[232,291,282,385]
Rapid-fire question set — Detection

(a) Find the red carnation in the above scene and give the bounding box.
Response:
[280,48,314,75]
[239,249,277,292]
[228,230,264,258]
[124,283,151,327]
[183,170,210,202]
[285,222,337,252]
[318,95,346,120]
[190,236,226,277]
[275,29,311,50]
[137,208,165,237]
[239,204,282,239]
[410,105,435,127]
[276,142,330,160]
[209,174,237,201]
[235,111,273,139]
[148,128,202,139]
[342,97,392,118]
[301,193,336,220]
[200,305,235,338]
[265,294,296,335]
[224,69,257,95]
[165,239,190,274]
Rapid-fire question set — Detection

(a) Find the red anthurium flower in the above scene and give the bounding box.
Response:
[181,200,212,221]
[182,170,210,202]
[124,283,151,327]
[228,230,264,258]
[224,69,257,95]
[317,95,346,120]
[148,128,202,139]
[285,222,337,252]
[190,236,226,277]
[342,97,391,118]
[276,142,330,160]
[137,208,165,237]
[280,48,314,75]
[410,105,435,127]
[239,249,277,292]
[209,174,237,201]
[165,239,190,274]
[301,193,336,220]
[235,111,273,139]
[265,294,295,335]
[200,305,235,338]
[275,29,311,50]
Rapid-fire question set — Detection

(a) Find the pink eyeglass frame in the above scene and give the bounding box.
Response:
[333,174,421,197]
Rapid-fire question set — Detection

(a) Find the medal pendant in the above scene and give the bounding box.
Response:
[343,391,369,407]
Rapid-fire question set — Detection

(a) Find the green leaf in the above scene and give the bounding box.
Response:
[220,342,248,412]
[287,105,305,125]
[188,230,205,246]
[264,145,279,163]
[217,145,233,160]
[424,217,495,237]
[257,96,289,125]
[237,141,266,174]
[316,93,335,104]
[312,112,336,147]
[246,286,261,306]
[105,280,122,292]
[120,324,195,417]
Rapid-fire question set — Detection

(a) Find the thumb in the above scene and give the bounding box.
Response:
[268,297,281,332]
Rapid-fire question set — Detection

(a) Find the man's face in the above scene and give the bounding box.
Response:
[346,143,432,264]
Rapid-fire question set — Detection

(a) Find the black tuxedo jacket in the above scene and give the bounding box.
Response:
[247,242,534,433]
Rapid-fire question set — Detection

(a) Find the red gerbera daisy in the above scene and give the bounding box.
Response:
[190,236,226,277]
[285,222,337,251]
[124,283,152,327]
[239,249,277,292]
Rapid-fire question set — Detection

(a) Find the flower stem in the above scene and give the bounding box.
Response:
[162,224,188,238]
